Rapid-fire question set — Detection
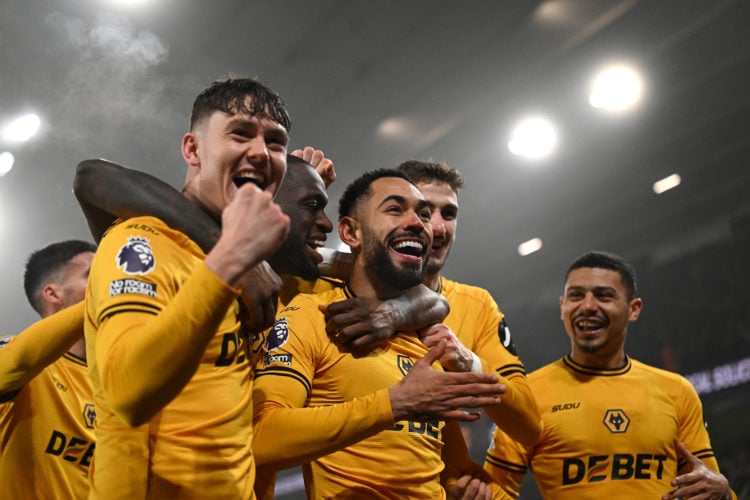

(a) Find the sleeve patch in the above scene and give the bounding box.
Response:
[498,318,518,356]
[109,278,157,298]
[266,316,290,351]
[116,236,156,275]
[0,336,12,349]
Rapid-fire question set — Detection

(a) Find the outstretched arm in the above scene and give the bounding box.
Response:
[0,303,84,396]
[73,159,220,251]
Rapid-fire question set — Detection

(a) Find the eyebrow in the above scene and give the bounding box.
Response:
[377,195,432,210]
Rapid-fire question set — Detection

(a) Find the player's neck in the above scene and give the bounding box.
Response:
[423,272,441,292]
[68,337,87,360]
[570,348,626,370]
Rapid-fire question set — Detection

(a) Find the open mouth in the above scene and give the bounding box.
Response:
[574,317,605,332]
[233,172,265,189]
[391,239,425,258]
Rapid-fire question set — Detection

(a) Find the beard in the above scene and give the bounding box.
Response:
[364,231,427,290]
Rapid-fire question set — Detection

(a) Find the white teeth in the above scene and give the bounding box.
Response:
[236,172,261,180]
[309,240,326,248]
[394,241,423,251]
[576,320,601,329]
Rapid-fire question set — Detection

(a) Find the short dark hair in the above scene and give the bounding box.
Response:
[396,160,465,192]
[338,169,414,220]
[566,251,638,300]
[189,77,291,132]
[24,240,97,314]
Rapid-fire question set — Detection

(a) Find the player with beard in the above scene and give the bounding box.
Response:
[324,160,541,450]
[485,251,734,499]
[252,169,507,498]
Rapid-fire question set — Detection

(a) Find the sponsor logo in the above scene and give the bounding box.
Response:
[45,430,95,468]
[263,353,292,367]
[82,404,96,429]
[562,453,667,485]
[603,409,630,433]
[116,236,155,275]
[397,354,414,376]
[109,278,157,298]
[551,402,580,413]
[266,316,289,351]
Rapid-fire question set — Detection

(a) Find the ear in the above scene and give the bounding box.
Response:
[181,132,200,168]
[559,296,564,320]
[338,216,362,251]
[628,297,643,322]
[42,283,63,308]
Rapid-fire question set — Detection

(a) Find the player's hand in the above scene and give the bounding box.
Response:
[447,475,493,500]
[388,341,505,422]
[292,146,336,187]
[320,296,395,350]
[206,184,290,285]
[662,441,732,500]
[419,324,476,372]
[237,261,282,332]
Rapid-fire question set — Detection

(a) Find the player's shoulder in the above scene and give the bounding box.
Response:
[630,357,695,391]
[441,276,496,304]
[528,358,567,384]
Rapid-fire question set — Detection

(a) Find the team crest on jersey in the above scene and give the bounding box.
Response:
[266,316,289,351]
[116,236,155,275]
[603,408,630,433]
[82,403,96,429]
[397,354,414,376]
[497,319,518,355]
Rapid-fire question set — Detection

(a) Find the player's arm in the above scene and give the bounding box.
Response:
[320,284,450,350]
[441,421,510,499]
[0,303,84,397]
[95,185,289,427]
[663,442,734,500]
[664,380,736,500]
[253,341,504,470]
[483,425,533,499]
[74,159,220,251]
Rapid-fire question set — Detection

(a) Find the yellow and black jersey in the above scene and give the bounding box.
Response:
[0,332,94,499]
[440,277,541,446]
[253,285,447,499]
[85,216,255,499]
[485,355,727,499]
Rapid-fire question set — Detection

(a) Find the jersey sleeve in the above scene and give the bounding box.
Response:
[483,423,534,498]
[87,218,239,426]
[0,302,84,399]
[471,290,541,447]
[252,295,395,470]
[673,376,722,473]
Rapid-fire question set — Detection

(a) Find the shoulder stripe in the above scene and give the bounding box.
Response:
[496,364,527,378]
[255,366,312,394]
[97,301,161,323]
[485,452,527,474]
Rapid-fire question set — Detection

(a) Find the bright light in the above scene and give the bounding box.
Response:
[589,64,643,112]
[2,113,41,142]
[653,173,681,194]
[107,0,151,6]
[337,242,351,253]
[508,116,557,159]
[518,237,543,256]
[0,152,14,176]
